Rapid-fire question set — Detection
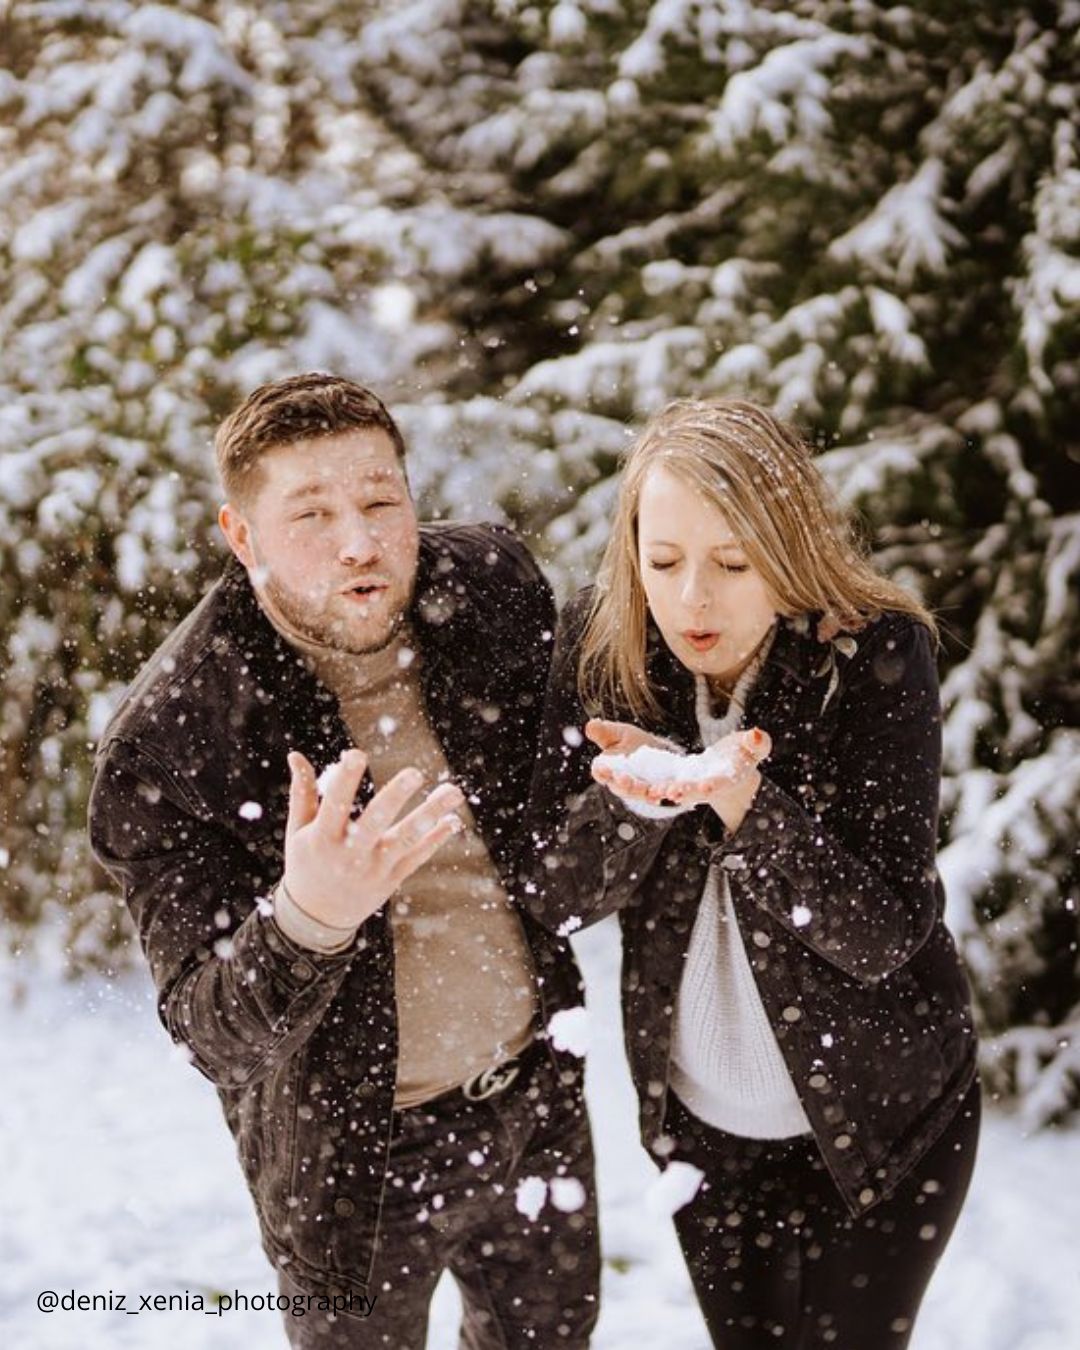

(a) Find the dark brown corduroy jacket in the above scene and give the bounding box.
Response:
[518,589,977,1218]
[88,523,584,1306]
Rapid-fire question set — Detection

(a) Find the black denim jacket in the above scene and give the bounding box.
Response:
[518,589,978,1217]
[88,523,584,1305]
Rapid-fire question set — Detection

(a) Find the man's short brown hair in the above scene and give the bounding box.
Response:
[215,372,407,504]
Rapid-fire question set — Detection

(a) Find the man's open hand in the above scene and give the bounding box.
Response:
[282,748,465,929]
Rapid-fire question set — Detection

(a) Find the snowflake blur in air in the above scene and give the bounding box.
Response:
[547,1006,590,1057]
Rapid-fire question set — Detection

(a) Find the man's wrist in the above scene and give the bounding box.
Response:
[274,879,358,954]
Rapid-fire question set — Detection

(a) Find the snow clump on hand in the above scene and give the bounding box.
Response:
[597,740,743,785]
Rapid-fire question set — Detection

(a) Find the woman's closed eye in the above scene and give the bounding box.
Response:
[646,559,750,573]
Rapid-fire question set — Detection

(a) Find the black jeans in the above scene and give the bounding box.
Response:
[278,1043,600,1349]
[665,1078,981,1349]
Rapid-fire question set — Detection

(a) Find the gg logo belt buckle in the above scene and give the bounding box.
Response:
[462,1060,520,1101]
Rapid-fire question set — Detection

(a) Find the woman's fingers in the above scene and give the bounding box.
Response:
[745,728,772,760]
[584,718,668,754]
[590,758,655,801]
[585,719,628,750]
[644,731,772,802]
[613,770,655,800]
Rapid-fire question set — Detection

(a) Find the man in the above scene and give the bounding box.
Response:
[88,373,599,1348]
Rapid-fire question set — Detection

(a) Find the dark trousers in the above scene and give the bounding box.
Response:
[665,1078,980,1349]
[278,1044,600,1349]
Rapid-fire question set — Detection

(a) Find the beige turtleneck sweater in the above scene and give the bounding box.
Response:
[260,595,538,1108]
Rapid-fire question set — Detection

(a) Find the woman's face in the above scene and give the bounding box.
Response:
[637,464,779,688]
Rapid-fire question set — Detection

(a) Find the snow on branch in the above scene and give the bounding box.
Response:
[938,730,1080,957]
[827,159,964,286]
[124,6,254,95]
[1012,154,1080,398]
[983,1007,1080,1129]
[511,327,709,417]
[617,0,815,83]
[705,33,868,154]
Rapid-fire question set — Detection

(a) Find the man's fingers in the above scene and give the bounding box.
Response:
[353,765,429,838]
[316,748,368,836]
[286,752,319,836]
[388,813,465,885]
[375,782,466,853]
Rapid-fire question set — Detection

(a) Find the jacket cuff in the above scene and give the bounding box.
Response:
[612,793,692,821]
[713,774,792,856]
[272,880,358,955]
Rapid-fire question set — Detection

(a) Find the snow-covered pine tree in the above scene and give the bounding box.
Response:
[2,1,1077,1122]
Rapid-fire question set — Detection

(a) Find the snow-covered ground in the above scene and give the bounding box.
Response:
[1,917,1078,1350]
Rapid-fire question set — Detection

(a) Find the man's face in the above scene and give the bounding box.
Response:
[220,430,420,654]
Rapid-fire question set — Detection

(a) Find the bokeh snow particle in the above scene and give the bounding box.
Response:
[547,1006,590,1057]
[645,1161,705,1219]
[550,1176,586,1213]
[515,1175,547,1222]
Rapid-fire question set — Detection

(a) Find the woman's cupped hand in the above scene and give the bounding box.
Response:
[584,718,772,828]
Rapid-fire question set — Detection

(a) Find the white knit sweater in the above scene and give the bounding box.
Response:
[626,630,812,1139]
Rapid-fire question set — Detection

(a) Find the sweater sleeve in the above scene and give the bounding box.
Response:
[715,616,942,985]
[273,880,358,954]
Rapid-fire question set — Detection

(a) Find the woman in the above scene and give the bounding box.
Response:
[519,399,979,1348]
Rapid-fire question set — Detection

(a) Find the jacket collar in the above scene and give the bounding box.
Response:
[644,611,835,757]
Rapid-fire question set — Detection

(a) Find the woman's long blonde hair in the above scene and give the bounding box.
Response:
[579,398,937,721]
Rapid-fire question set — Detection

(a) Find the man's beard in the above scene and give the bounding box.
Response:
[261,571,409,656]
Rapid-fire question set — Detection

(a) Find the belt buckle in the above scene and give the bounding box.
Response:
[461,1059,520,1101]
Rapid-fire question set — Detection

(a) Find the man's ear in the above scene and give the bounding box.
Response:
[219,502,257,570]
